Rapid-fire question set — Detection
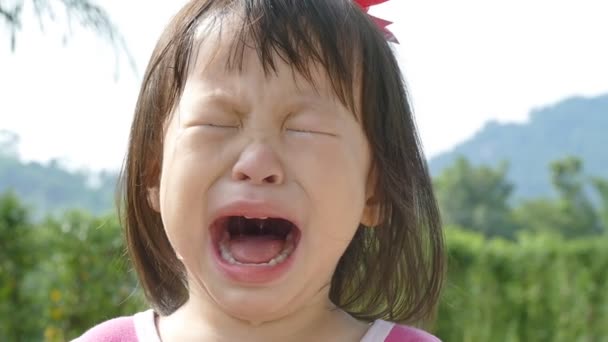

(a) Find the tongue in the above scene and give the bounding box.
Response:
[229,235,285,264]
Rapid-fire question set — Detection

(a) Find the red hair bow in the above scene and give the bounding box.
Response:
[353,0,398,43]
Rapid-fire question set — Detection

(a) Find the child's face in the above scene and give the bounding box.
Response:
[150,33,376,322]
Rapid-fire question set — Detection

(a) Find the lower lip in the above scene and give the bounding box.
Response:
[210,234,299,285]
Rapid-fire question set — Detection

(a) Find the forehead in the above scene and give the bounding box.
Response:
[190,24,334,97]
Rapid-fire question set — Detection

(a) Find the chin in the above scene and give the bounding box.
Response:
[211,285,300,324]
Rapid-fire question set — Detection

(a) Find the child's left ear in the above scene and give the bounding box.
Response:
[361,195,382,227]
[361,166,382,227]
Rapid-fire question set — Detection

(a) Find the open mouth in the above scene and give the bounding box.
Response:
[211,216,300,267]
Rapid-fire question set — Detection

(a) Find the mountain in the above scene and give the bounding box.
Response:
[0,151,117,218]
[429,94,608,200]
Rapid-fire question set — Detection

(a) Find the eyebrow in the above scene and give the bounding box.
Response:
[193,86,341,114]
[192,89,246,114]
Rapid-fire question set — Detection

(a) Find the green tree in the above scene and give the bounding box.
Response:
[0,191,36,340]
[1,0,135,76]
[1,131,116,218]
[433,157,517,238]
[29,210,144,341]
[514,157,603,238]
[1,0,120,49]
[0,192,143,341]
[590,177,608,234]
[0,154,115,217]
[551,157,601,235]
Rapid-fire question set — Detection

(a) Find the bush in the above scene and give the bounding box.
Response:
[0,193,144,341]
[3,191,607,341]
[436,227,608,341]
[0,191,37,340]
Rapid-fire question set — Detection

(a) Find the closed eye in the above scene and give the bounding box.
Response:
[204,123,239,129]
[287,128,337,137]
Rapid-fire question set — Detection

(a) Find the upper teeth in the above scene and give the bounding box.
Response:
[245,216,268,219]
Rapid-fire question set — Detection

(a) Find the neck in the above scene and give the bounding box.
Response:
[157,286,367,342]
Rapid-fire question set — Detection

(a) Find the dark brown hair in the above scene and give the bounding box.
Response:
[118,0,445,324]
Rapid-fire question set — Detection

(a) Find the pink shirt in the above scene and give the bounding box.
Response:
[73,310,440,342]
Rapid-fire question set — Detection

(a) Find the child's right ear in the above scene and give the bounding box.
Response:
[147,187,161,212]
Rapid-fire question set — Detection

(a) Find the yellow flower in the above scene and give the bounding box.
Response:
[44,326,57,340]
[50,307,63,320]
[50,289,61,302]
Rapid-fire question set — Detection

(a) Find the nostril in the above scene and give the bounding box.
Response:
[233,171,279,184]
[235,172,250,181]
[264,175,279,184]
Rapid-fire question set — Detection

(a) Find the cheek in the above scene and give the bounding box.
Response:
[157,129,228,253]
[286,137,370,237]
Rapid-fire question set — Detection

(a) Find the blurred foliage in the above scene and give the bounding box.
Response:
[0,192,144,341]
[592,177,608,230]
[436,227,608,342]
[0,191,36,339]
[0,0,126,54]
[433,157,517,238]
[513,157,604,238]
[435,156,608,239]
[0,144,116,218]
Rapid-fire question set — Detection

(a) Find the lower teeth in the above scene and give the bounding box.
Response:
[219,232,295,266]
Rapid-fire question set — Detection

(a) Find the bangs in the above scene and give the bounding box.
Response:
[227,0,363,111]
[172,0,379,115]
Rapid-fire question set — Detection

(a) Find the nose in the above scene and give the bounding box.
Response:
[232,143,284,185]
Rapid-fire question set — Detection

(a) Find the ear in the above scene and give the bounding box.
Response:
[361,165,382,227]
[361,195,382,227]
[147,186,161,212]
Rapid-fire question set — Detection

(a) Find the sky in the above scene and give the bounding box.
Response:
[1,0,607,172]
